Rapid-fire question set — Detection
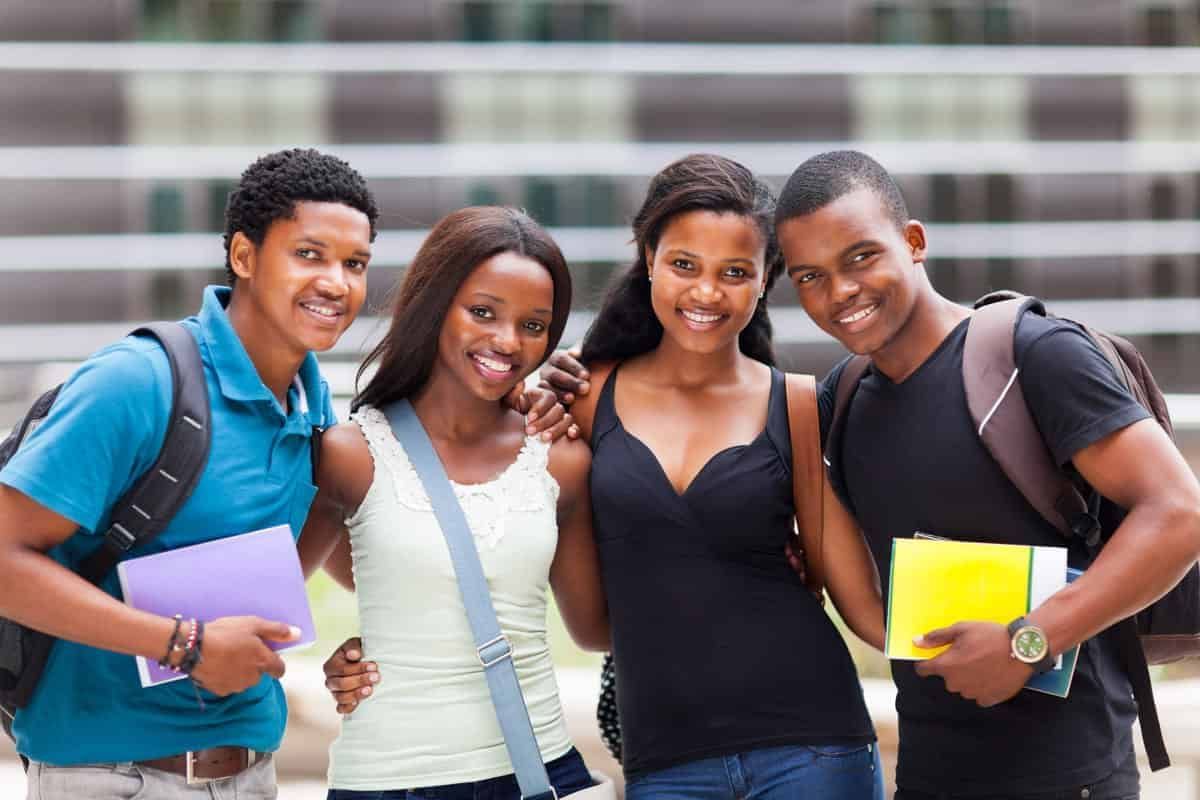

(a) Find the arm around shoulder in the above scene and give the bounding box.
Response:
[547,436,609,651]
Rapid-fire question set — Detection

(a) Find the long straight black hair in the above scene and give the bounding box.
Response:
[352,206,572,412]
[580,153,784,367]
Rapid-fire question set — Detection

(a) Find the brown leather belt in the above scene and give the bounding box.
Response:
[138,746,262,785]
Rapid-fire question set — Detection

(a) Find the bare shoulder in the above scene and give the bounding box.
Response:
[317,421,374,509]
[546,435,592,499]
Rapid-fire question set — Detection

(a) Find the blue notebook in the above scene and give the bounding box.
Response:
[1023,568,1082,698]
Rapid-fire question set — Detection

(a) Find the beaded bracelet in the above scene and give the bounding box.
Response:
[156,614,185,669]
[178,619,204,676]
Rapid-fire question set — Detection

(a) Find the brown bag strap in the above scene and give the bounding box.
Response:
[785,373,826,597]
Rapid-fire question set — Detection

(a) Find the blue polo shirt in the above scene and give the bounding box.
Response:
[0,285,334,765]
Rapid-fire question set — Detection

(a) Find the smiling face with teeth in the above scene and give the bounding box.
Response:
[434,250,556,403]
[778,186,930,361]
[647,209,767,359]
[227,200,372,366]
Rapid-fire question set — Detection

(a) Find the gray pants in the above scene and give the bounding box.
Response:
[26,753,277,799]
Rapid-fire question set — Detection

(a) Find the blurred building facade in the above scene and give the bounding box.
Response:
[1,0,1199,424]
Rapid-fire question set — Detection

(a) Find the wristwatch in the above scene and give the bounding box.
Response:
[1007,617,1055,674]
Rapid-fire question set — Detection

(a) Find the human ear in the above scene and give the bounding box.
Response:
[904,220,928,265]
[644,245,656,281]
[229,231,256,281]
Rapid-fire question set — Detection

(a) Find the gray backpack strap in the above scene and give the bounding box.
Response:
[963,297,1097,545]
[77,322,212,583]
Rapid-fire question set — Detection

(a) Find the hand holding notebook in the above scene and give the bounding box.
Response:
[117,524,317,688]
[887,536,1079,699]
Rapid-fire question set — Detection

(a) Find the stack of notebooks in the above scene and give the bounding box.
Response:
[886,535,1080,697]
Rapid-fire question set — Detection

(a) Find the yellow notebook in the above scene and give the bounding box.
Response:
[885,537,1068,660]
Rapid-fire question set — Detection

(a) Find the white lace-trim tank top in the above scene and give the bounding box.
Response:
[326,405,573,791]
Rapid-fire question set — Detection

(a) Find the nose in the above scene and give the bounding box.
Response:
[830,272,860,304]
[490,324,520,355]
[693,277,722,304]
[315,262,350,298]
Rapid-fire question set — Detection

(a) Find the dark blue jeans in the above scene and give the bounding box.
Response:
[893,748,1140,800]
[624,742,884,800]
[326,747,594,800]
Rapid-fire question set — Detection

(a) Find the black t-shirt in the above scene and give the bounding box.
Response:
[819,313,1148,796]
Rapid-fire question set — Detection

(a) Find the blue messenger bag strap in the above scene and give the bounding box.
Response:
[383,399,557,800]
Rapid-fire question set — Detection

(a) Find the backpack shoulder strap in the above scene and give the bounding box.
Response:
[785,373,825,597]
[77,322,211,584]
[824,355,871,513]
[963,297,1096,543]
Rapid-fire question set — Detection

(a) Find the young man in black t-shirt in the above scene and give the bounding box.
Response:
[771,150,1200,799]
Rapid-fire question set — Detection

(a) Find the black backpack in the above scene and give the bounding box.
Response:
[0,323,211,748]
[826,291,1200,772]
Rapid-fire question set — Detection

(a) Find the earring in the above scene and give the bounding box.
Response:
[648,273,653,283]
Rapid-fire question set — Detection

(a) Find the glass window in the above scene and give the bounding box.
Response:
[582,3,615,41]
[267,0,318,42]
[1150,179,1177,219]
[524,1,555,41]
[873,4,919,44]
[581,177,617,226]
[208,180,236,231]
[985,174,1015,222]
[525,178,560,226]
[463,1,499,41]
[140,0,183,40]
[986,258,1016,293]
[1151,258,1179,296]
[149,185,185,233]
[206,0,245,41]
[1144,6,1177,46]
[930,175,958,222]
[982,2,1015,44]
[930,5,957,44]
[468,182,502,207]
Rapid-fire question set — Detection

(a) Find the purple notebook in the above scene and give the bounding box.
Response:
[116,524,317,687]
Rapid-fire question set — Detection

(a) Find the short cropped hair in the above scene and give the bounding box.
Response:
[775,150,909,231]
[222,148,379,284]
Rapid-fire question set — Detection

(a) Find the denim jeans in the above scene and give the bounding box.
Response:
[893,748,1140,800]
[27,754,277,800]
[624,742,885,800]
[326,747,594,800]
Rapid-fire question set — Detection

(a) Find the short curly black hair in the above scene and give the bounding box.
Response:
[223,148,379,284]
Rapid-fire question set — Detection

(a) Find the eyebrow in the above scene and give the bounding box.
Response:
[471,292,552,315]
[786,238,877,276]
[669,248,756,266]
[298,237,372,259]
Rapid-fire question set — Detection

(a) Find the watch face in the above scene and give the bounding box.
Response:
[1013,626,1048,663]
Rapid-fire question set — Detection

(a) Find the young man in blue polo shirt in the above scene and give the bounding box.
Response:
[0,148,375,798]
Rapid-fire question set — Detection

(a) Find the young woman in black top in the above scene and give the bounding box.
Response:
[560,154,885,799]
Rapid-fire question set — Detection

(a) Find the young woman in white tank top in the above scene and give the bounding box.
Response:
[301,207,608,799]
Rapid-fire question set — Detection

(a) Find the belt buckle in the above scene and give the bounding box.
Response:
[184,749,256,785]
[184,751,214,786]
